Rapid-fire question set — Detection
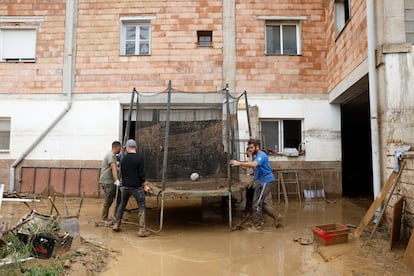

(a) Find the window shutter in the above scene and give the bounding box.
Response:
[3,29,36,59]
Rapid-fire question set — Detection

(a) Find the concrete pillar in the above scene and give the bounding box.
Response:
[222,0,236,93]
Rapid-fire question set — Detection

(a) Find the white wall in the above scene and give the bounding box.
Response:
[0,99,121,160]
[238,95,342,161]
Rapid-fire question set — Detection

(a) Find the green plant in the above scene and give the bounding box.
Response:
[23,261,64,276]
[0,233,33,275]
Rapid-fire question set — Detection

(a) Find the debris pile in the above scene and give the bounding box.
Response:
[0,194,82,269]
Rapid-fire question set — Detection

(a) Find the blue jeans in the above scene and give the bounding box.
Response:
[115,186,146,221]
[252,182,274,224]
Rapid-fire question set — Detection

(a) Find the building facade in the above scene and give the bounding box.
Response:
[0,0,413,232]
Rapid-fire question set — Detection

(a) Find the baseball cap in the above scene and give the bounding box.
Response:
[125,139,137,148]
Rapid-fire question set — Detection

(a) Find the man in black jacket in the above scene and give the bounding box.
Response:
[113,139,151,237]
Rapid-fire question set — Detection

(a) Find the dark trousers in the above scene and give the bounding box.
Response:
[245,187,255,211]
[115,186,146,221]
[252,182,274,224]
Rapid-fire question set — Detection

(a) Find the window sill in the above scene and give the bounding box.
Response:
[120,54,151,57]
[0,150,10,153]
[263,150,305,157]
[1,60,35,63]
[265,53,301,57]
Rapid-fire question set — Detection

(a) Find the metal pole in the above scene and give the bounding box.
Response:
[123,88,137,146]
[135,91,140,145]
[225,84,231,184]
[225,84,233,229]
[244,91,252,138]
[162,81,172,191]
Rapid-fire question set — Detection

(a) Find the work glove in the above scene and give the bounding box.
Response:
[143,181,151,193]
[114,179,121,187]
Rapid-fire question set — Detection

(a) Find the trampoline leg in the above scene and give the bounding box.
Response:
[147,192,165,234]
[228,192,232,229]
[159,192,164,231]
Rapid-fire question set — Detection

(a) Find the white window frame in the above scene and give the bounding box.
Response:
[0,117,11,152]
[260,119,303,153]
[120,16,155,56]
[265,21,302,55]
[0,27,37,62]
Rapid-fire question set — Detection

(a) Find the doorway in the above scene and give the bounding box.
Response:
[341,90,373,198]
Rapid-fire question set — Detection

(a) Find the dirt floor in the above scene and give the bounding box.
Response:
[0,195,413,275]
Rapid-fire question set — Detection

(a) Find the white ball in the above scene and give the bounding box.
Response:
[190,172,199,181]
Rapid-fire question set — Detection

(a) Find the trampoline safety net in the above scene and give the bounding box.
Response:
[133,84,247,185]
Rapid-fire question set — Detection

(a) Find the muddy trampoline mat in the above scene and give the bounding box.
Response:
[147,178,249,198]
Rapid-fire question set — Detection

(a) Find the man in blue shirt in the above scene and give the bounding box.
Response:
[230,138,282,230]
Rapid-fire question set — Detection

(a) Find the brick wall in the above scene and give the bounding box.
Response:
[326,0,368,92]
[1,0,332,95]
[0,1,65,94]
[235,0,328,94]
[75,0,223,93]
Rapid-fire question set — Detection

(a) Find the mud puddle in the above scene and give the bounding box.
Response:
[1,197,412,275]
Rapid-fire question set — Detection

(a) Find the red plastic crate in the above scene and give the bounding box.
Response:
[312,223,350,246]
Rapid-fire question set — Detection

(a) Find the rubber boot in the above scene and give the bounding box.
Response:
[112,219,121,232]
[137,210,151,237]
[102,206,110,221]
[263,205,283,228]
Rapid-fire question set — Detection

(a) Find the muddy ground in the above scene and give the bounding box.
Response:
[0,196,412,275]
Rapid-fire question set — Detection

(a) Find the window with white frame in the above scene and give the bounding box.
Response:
[334,0,350,35]
[0,117,11,151]
[0,28,37,62]
[260,119,302,154]
[120,18,152,56]
[265,21,301,55]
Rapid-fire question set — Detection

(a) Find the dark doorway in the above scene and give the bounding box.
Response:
[341,90,373,198]
[122,120,136,142]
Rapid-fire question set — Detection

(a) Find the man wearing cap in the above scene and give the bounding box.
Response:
[113,139,151,237]
[99,140,121,221]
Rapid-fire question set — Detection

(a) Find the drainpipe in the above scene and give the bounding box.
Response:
[9,0,78,192]
[366,0,381,200]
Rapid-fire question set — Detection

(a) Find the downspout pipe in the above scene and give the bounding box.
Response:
[9,104,72,192]
[366,0,381,199]
[9,0,78,193]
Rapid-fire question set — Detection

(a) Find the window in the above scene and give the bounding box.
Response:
[197,31,212,47]
[0,28,36,62]
[334,0,350,35]
[260,119,302,154]
[266,21,301,55]
[120,19,152,56]
[0,118,11,151]
[405,1,414,43]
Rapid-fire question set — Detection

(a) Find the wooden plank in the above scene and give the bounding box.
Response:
[404,231,414,271]
[353,160,406,238]
[389,197,404,250]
